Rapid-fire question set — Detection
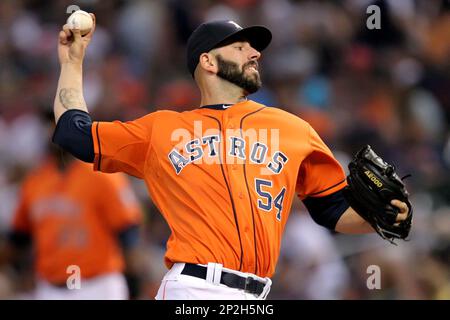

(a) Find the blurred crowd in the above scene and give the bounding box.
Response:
[0,0,449,299]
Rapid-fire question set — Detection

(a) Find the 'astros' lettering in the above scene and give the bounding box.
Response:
[168,136,288,175]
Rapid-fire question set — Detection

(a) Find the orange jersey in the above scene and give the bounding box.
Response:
[12,159,142,284]
[91,100,346,278]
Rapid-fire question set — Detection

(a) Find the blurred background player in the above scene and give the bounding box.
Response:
[0,111,145,299]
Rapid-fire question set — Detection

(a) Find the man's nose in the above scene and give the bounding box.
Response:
[249,47,261,60]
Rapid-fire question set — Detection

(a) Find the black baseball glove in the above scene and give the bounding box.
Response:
[343,145,413,243]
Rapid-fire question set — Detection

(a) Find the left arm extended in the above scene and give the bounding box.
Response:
[335,200,409,234]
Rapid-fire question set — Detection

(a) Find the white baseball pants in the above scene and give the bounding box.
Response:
[155,263,272,300]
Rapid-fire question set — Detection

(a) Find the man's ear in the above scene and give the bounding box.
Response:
[199,53,217,74]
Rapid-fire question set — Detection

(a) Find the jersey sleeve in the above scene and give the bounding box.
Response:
[95,173,143,232]
[11,180,32,234]
[91,113,156,178]
[297,124,347,200]
[52,110,94,163]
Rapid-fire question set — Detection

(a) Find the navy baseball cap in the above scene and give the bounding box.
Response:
[186,20,272,78]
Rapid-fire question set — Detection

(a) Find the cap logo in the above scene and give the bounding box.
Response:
[228,21,242,30]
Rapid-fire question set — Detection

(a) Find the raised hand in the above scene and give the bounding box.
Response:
[58,13,96,65]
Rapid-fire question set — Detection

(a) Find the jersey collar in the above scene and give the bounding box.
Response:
[200,103,234,110]
[196,100,267,117]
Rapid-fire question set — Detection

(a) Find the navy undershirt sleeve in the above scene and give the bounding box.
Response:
[52,110,94,163]
[302,189,350,230]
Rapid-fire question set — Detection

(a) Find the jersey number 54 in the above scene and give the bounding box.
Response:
[254,179,286,222]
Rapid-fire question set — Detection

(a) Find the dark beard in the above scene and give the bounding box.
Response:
[216,55,262,94]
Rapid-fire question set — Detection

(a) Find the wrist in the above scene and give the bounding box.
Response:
[61,62,83,70]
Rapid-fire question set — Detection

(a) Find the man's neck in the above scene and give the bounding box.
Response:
[200,95,248,107]
[199,77,248,107]
[49,149,74,172]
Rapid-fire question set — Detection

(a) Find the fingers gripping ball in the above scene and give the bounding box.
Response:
[343,145,413,243]
[67,10,93,36]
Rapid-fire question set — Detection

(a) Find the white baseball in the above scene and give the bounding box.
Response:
[66,10,93,36]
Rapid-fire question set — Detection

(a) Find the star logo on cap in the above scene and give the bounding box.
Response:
[228,21,242,30]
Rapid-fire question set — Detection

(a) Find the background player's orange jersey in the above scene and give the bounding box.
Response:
[12,158,142,284]
[91,100,345,278]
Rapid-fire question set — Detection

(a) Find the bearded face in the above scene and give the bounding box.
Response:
[215,54,262,94]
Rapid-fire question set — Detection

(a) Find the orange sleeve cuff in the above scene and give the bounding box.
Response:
[308,178,348,198]
[91,122,101,171]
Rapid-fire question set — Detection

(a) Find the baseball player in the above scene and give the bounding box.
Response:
[52,15,410,299]
[4,112,144,299]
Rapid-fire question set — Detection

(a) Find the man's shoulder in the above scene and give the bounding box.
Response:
[20,168,44,191]
[139,109,190,123]
[256,103,311,128]
[143,108,221,127]
[22,160,56,183]
[138,103,311,129]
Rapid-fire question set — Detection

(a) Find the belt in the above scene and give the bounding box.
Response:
[181,263,265,296]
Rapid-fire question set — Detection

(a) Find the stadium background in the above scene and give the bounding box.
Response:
[0,0,449,299]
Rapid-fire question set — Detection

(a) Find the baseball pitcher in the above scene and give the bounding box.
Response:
[52,15,412,299]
